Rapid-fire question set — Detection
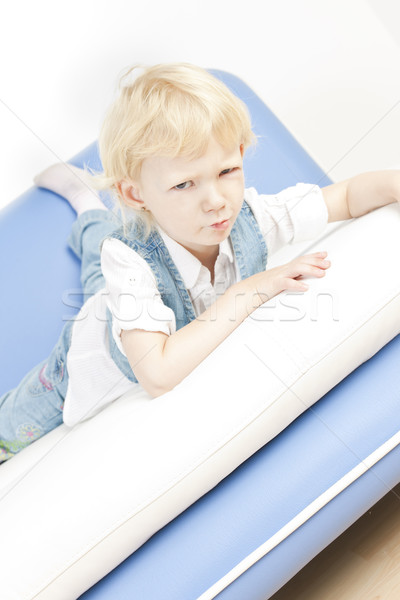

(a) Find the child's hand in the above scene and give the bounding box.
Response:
[251,251,331,304]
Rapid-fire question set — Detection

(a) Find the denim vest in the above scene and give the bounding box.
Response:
[104,200,268,382]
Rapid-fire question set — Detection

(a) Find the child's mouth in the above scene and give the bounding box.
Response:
[210,219,230,230]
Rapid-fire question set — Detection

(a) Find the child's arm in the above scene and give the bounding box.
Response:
[121,252,330,397]
[322,170,400,222]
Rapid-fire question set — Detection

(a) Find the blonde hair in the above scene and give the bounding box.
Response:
[90,63,256,237]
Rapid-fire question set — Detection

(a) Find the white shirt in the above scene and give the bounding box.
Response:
[63,184,328,427]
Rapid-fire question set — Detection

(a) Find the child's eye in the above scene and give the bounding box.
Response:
[220,168,237,176]
[174,181,192,190]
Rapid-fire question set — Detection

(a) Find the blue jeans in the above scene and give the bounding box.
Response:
[0,209,121,463]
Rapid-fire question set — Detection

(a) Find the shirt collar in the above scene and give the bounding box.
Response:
[156,224,235,289]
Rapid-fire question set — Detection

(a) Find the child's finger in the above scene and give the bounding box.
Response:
[302,254,331,268]
[288,278,309,291]
[305,251,328,258]
[290,265,325,280]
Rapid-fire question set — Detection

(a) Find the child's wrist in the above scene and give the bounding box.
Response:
[231,277,273,318]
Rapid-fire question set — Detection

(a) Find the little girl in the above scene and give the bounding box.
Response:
[1,63,398,463]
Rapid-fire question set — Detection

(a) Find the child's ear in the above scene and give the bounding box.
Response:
[240,143,244,157]
[116,180,146,211]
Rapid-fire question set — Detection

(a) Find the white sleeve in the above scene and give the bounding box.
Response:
[244,184,329,256]
[101,238,176,354]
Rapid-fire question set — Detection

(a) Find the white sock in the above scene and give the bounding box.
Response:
[34,163,107,216]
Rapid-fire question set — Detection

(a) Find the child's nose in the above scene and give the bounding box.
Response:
[203,186,225,211]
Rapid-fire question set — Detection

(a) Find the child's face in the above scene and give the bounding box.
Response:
[124,137,245,264]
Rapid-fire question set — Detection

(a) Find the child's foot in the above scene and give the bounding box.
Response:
[34,163,107,216]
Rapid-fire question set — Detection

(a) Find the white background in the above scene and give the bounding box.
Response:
[1,0,400,210]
